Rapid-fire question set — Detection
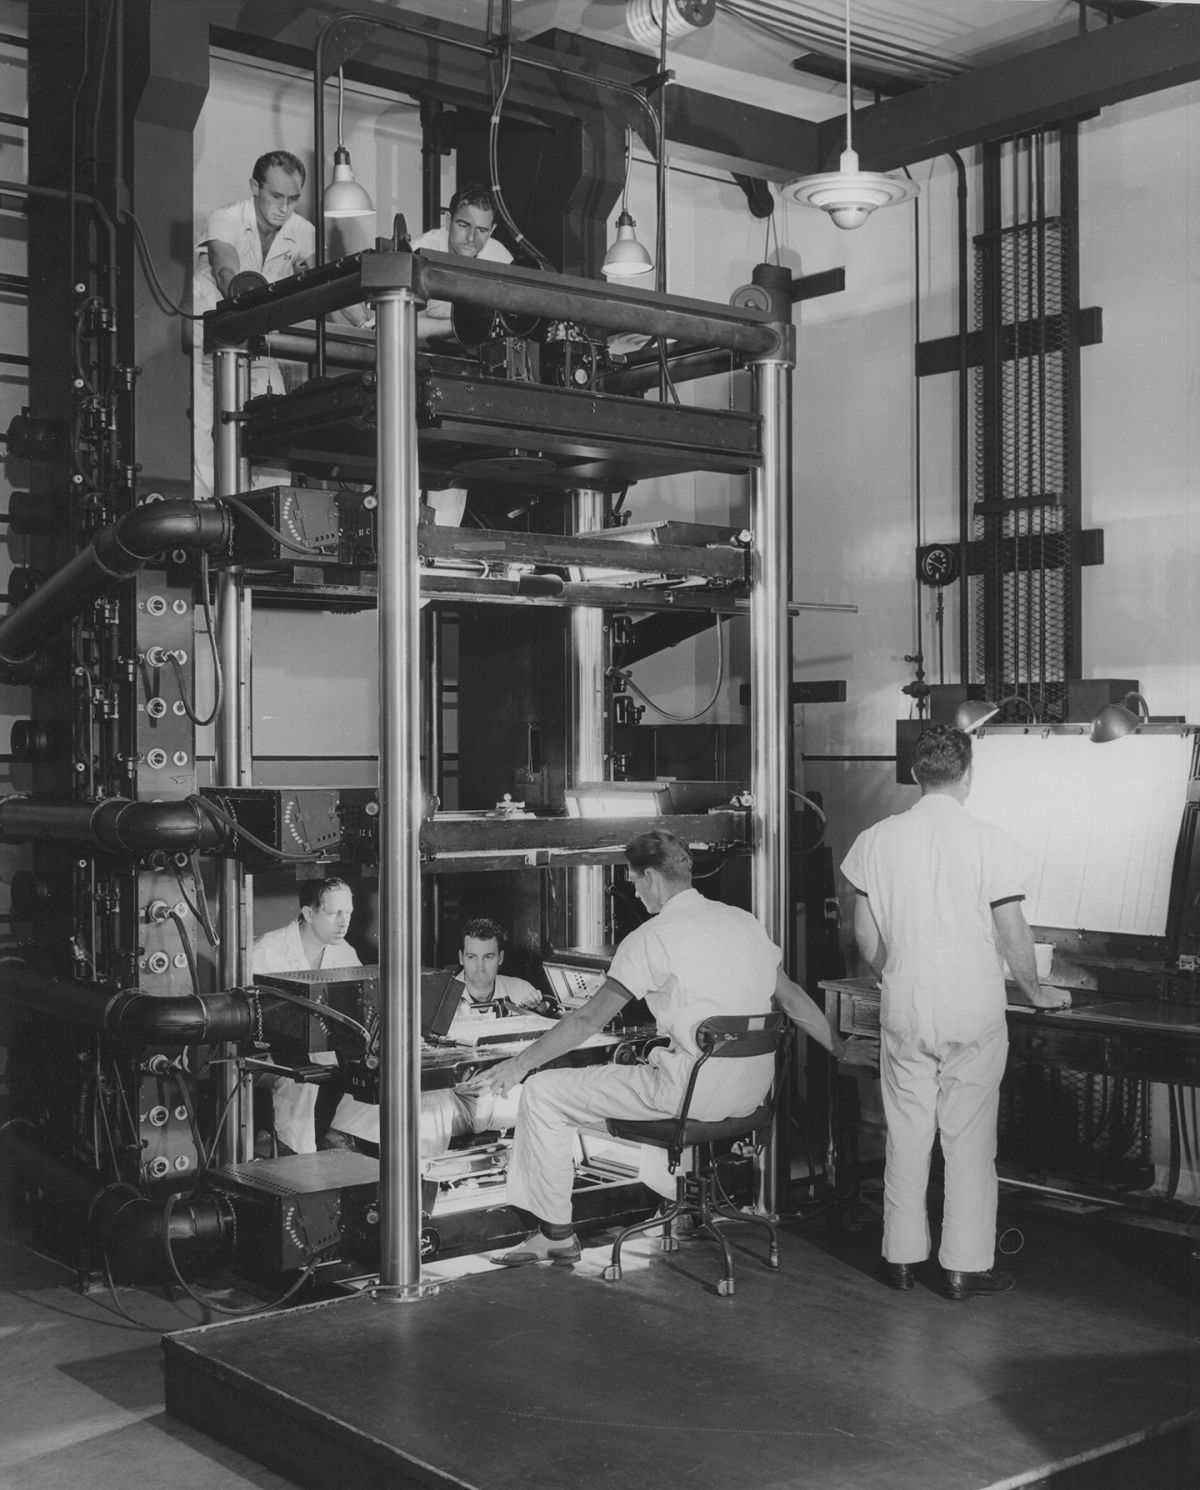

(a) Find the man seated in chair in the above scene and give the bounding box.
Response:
[326,916,546,1156]
[460,828,840,1267]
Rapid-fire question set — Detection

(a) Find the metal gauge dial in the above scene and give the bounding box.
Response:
[916,543,961,588]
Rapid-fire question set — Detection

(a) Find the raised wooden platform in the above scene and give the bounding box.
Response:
[163,1204,1200,1490]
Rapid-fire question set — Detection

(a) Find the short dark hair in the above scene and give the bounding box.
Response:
[448,182,496,219]
[625,829,693,883]
[461,916,506,952]
[298,877,351,913]
[253,150,306,187]
[912,724,972,787]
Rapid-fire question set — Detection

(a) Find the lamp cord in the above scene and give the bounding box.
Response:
[337,66,345,149]
[844,0,853,154]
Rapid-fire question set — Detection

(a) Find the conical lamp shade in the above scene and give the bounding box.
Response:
[602,210,653,279]
[325,147,374,219]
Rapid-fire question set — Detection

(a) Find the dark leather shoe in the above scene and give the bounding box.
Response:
[942,1268,1015,1300]
[881,1261,919,1291]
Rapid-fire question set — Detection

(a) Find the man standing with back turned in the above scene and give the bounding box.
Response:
[841,724,1070,1299]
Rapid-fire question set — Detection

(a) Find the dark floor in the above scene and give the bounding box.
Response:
[161,1192,1200,1490]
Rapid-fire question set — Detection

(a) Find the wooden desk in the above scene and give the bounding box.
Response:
[819,975,1200,1221]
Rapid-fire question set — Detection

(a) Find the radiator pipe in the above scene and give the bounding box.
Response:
[0,959,255,1044]
[0,499,232,665]
[0,796,226,854]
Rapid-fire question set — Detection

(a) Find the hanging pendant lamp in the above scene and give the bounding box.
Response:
[324,67,375,219]
[787,0,916,229]
[602,125,653,280]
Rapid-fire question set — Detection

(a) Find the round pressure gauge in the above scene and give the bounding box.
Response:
[917,543,961,588]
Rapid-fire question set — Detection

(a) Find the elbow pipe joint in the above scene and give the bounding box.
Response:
[0,500,232,666]
[0,796,228,855]
[0,959,255,1046]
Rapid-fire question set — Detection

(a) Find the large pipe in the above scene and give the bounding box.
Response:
[0,796,225,854]
[1,1122,233,1258]
[748,324,796,1219]
[373,284,429,1296]
[0,499,231,665]
[0,958,255,1043]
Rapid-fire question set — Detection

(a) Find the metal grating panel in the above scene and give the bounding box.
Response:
[971,211,1077,724]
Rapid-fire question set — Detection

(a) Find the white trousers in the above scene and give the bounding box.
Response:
[878,1023,1008,1272]
[276,1079,519,1157]
[506,1063,685,1227]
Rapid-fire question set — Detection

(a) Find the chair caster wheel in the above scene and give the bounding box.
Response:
[768,1247,780,1269]
[717,1278,735,1297]
[602,1264,622,1282]
[662,1236,680,1253]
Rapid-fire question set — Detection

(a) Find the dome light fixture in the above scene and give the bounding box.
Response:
[324,67,375,219]
[787,0,917,230]
[954,699,1000,734]
[1090,691,1150,744]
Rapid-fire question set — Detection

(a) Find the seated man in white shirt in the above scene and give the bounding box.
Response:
[251,877,359,1156]
[327,916,546,1157]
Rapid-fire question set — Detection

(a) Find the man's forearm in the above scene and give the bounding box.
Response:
[774,970,837,1053]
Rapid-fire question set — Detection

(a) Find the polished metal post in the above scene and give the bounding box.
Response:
[749,324,796,1217]
[568,487,608,951]
[212,346,252,1165]
[373,286,434,1297]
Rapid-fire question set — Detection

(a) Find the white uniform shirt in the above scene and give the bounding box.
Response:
[193,198,315,317]
[607,887,781,1119]
[447,972,540,1028]
[251,920,360,1154]
[411,226,512,326]
[841,793,1030,1045]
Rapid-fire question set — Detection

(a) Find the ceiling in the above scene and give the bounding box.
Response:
[394,1,1167,121]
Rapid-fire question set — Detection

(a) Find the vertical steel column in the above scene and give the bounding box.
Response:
[749,326,795,1217]
[373,286,435,1298]
[212,346,252,1165]
[568,487,608,951]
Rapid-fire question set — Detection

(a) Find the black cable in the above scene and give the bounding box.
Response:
[223,495,334,556]
[161,1192,331,1315]
[119,205,203,320]
[168,552,223,729]
[169,1063,208,1176]
[174,854,219,949]
[187,794,330,863]
[168,910,201,1000]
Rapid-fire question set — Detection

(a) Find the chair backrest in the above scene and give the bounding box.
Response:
[665,1012,793,1164]
[694,1013,792,1061]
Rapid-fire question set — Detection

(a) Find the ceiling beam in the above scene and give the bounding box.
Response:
[832,4,1200,173]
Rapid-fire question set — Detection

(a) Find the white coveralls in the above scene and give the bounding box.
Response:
[251,920,360,1155]
[330,973,541,1155]
[192,198,315,499]
[505,887,781,1227]
[841,794,1029,1272]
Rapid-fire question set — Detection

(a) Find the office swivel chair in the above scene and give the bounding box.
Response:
[601,1012,793,1297]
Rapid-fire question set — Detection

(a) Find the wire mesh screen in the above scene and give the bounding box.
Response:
[971,215,1077,724]
[999,1066,1153,1190]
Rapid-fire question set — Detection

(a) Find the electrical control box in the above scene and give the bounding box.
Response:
[198,787,380,868]
[210,1151,380,1277]
[224,485,377,568]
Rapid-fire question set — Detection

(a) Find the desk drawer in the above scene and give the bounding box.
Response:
[1008,1024,1109,1074]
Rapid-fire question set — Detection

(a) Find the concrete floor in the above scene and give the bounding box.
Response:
[0,1221,299,1490]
